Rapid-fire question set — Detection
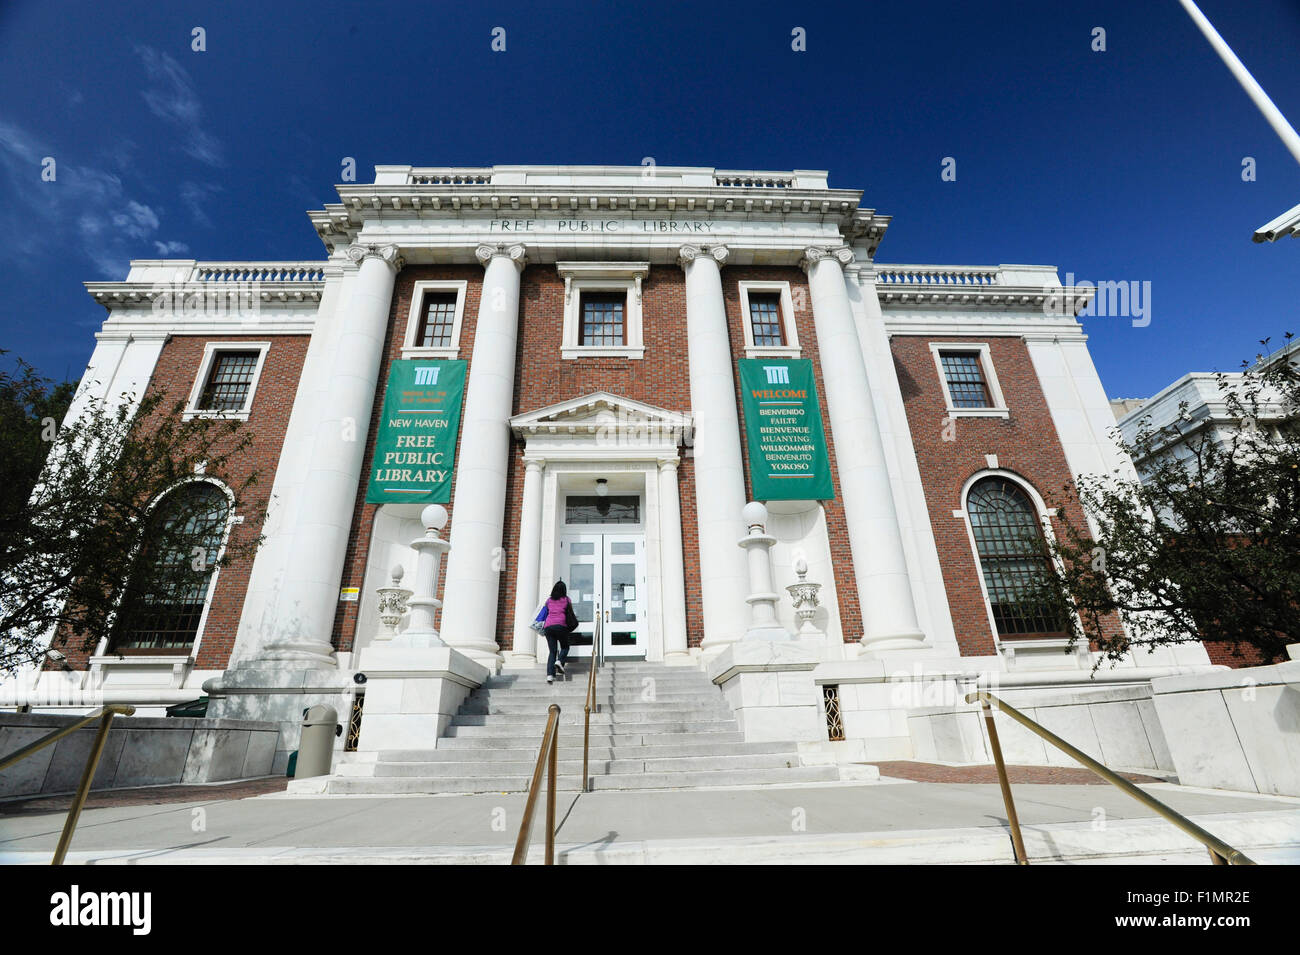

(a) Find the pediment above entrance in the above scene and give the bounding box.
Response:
[510,391,691,458]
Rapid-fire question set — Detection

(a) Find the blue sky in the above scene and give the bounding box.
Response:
[1,0,1297,399]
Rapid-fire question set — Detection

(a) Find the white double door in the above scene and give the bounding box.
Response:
[556,532,646,659]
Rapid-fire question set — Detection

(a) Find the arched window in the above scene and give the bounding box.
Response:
[110,482,229,654]
[966,476,1065,638]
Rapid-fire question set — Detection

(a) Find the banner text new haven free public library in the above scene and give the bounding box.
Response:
[365,360,466,505]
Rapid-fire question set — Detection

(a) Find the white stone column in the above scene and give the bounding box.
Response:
[438,243,526,665]
[253,243,403,666]
[803,246,926,650]
[678,244,750,651]
[510,456,546,664]
[657,455,690,662]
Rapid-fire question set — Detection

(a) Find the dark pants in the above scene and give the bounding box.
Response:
[542,625,570,678]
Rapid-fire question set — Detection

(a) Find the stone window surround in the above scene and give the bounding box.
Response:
[928,341,1009,418]
[737,280,801,359]
[951,468,1080,662]
[557,262,649,359]
[96,476,242,666]
[183,341,271,421]
[402,279,469,359]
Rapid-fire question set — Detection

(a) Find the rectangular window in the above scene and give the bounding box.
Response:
[579,292,626,347]
[197,351,260,412]
[748,293,786,347]
[417,292,458,348]
[939,352,993,409]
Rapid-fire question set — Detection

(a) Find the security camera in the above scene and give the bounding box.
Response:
[353,672,368,685]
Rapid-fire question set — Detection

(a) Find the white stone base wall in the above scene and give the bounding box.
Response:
[0,714,279,799]
[1151,657,1300,796]
[907,684,1176,774]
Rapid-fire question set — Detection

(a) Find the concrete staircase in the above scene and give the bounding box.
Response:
[325,660,840,794]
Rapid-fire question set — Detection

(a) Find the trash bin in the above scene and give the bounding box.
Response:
[295,704,338,778]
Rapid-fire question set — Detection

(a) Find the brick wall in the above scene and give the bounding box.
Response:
[891,334,1123,657]
[721,267,861,644]
[51,334,309,670]
[331,265,483,652]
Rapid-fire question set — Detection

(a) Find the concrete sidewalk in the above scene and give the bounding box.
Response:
[2,780,1297,864]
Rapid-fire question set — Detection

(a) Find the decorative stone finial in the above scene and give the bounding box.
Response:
[422,504,448,532]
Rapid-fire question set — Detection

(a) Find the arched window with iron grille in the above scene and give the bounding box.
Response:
[109,482,229,654]
[965,476,1066,639]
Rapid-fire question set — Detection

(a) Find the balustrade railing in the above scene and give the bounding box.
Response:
[192,263,325,283]
[874,265,1003,286]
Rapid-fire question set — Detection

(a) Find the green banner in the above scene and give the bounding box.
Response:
[365,359,466,504]
[739,358,834,501]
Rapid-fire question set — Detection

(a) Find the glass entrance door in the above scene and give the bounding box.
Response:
[557,533,645,659]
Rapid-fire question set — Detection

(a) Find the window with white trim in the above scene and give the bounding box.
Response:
[928,342,1008,416]
[965,476,1065,639]
[558,263,647,359]
[109,481,230,655]
[185,342,270,420]
[738,281,800,358]
[402,281,468,358]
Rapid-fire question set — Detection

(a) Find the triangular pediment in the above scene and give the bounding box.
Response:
[510,391,690,437]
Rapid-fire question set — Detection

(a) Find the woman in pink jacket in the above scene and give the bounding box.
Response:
[541,580,573,684]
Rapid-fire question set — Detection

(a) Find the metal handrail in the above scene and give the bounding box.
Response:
[582,605,603,793]
[0,704,135,865]
[511,703,560,865]
[965,691,1255,866]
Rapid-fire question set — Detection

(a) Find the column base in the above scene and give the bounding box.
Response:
[203,664,355,775]
[743,626,796,642]
[859,630,931,652]
[255,640,340,668]
[502,650,537,670]
[444,641,504,671]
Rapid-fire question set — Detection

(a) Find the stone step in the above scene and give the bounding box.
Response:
[326,764,839,795]
[455,704,732,719]
[363,753,803,777]
[444,720,738,737]
[381,739,804,760]
[470,687,719,699]
[436,729,747,746]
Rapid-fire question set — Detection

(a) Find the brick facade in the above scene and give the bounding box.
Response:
[891,334,1122,656]
[51,334,309,670]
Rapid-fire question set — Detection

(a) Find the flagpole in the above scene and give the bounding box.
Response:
[1177,0,1300,167]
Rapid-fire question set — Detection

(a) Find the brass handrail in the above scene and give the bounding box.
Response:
[511,703,560,865]
[0,704,136,865]
[582,607,603,793]
[965,691,1255,866]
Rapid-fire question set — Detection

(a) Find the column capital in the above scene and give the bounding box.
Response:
[657,454,681,472]
[475,242,528,270]
[800,245,855,273]
[345,243,404,272]
[677,243,730,269]
[523,455,546,472]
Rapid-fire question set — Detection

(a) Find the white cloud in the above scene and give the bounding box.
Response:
[153,239,189,255]
[0,118,183,278]
[180,180,220,227]
[134,45,224,167]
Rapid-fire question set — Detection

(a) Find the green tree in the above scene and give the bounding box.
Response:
[1039,336,1300,665]
[0,353,266,674]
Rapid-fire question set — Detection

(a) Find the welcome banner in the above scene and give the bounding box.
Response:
[365,359,466,504]
[738,358,834,501]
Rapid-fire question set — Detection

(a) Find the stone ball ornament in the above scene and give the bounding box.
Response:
[742,500,768,530]
[422,504,449,531]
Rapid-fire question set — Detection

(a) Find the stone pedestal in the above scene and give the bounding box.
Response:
[352,645,489,752]
[707,641,824,742]
[203,667,355,776]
